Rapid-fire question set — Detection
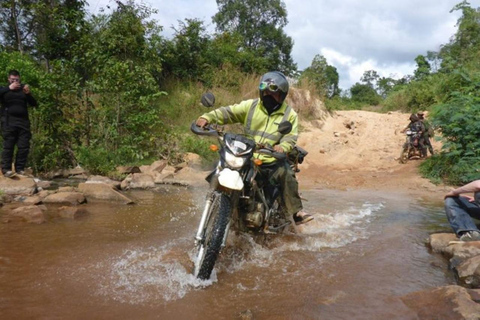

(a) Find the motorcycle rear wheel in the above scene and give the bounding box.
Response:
[196,192,232,280]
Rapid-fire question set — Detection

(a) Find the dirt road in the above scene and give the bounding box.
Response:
[296,110,451,199]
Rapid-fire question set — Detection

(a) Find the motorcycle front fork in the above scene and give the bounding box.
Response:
[194,192,214,246]
[194,191,231,249]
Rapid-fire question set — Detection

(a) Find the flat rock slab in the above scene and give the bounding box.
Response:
[0,176,36,195]
[43,192,86,205]
[78,183,134,204]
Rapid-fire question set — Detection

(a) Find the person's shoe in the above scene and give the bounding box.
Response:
[16,170,27,177]
[459,231,480,242]
[3,171,16,178]
[293,211,314,225]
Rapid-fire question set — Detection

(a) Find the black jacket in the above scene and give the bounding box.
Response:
[0,85,37,129]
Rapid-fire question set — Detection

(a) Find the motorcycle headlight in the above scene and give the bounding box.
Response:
[224,152,247,169]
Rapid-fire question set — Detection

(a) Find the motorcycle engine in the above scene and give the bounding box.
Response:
[245,202,265,228]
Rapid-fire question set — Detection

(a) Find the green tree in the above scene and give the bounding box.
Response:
[360,70,380,89]
[413,54,431,80]
[377,76,396,98]
[160,18,211,81]
[300,54,339,98]
[212,0,296,74]
[32,0,88,67]
[0,0,36,53]
[350,82,381,105]
[439,1,480,72]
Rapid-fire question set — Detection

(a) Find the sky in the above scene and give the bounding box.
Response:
[86,0,479,90]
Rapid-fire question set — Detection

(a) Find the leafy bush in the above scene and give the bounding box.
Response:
[422,71,480,184]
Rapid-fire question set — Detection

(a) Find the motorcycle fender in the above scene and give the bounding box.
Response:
[218,168,244,190]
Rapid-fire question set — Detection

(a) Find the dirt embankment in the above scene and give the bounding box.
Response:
[295,110,451,199]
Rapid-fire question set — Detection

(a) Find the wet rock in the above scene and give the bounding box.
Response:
[120,175,131,190]
[0,176,36,195]
[78,182,134,204]
[43,192,86,205]
[153,166,176,183]
[401,285,480,319]
[429,233,458,254]
[58,206,88,219]
[14,195,42,205]
[87,175,121,190]
[58,186,77,193]
[149,160,168,173]
[35,180,52,189]
[10,205,46,224]
[129,173,155,189]
[116,166,141,174]
[169,167,209,187]
[456,256,480,288]
[36,190,52,199]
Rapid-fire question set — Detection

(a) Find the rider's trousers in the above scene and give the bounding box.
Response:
[260,161,303,216]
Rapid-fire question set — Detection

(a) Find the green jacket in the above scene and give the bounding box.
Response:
[200,98,298,163]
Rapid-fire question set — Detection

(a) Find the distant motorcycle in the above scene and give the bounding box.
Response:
[399,130,423,163]
[190,93,307,280]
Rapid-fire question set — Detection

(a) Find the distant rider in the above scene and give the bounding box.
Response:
[417,111,434,156]
[195,71,313,225]
[400,113,426,158]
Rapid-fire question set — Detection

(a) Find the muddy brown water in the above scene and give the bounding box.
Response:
[0,185,455,319]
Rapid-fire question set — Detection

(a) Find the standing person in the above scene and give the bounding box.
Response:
[0,70,37,178]
[195,71,313,225]
[444,180,480,241]
[417,111,434,156]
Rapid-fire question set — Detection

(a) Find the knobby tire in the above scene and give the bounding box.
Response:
[197,193,232,280]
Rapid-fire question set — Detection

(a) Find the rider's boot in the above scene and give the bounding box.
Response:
[293,211,314,225]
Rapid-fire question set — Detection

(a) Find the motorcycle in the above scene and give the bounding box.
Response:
[190,94,307,280]
[399,130,423,163]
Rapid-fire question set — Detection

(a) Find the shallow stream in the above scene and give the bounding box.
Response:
[0,186,455,319]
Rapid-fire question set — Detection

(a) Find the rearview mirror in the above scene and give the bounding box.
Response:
[277,121,292,135]
[201,92,215,108]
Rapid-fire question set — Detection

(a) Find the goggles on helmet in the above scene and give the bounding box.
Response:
[259,81,279,92]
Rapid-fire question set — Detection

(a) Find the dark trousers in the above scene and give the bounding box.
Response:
[1,125,31,173]
[260,161,303,216]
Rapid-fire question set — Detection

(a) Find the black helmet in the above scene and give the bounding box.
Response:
[409,113,419,122]
[259,71,289,104]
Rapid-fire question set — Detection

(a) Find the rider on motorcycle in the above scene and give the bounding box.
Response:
[195,71,313,225]
[401,113,427,158]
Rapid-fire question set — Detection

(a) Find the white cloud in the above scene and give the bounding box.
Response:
[86,0,480,89]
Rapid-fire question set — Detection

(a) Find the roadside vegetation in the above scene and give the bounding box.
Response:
[0,0,479,184]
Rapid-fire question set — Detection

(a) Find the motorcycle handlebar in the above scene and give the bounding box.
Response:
[256,148,287,160]
[190,121,219,136]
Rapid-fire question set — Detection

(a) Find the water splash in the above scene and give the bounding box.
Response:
[95,242,214,305]
[94,201,384,304]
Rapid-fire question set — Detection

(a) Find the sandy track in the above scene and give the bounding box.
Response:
[296,110,450,199]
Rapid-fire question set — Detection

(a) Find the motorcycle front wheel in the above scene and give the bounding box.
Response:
[195,191,232,280]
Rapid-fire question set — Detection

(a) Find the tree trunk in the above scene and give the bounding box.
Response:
[11,0,23,53]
